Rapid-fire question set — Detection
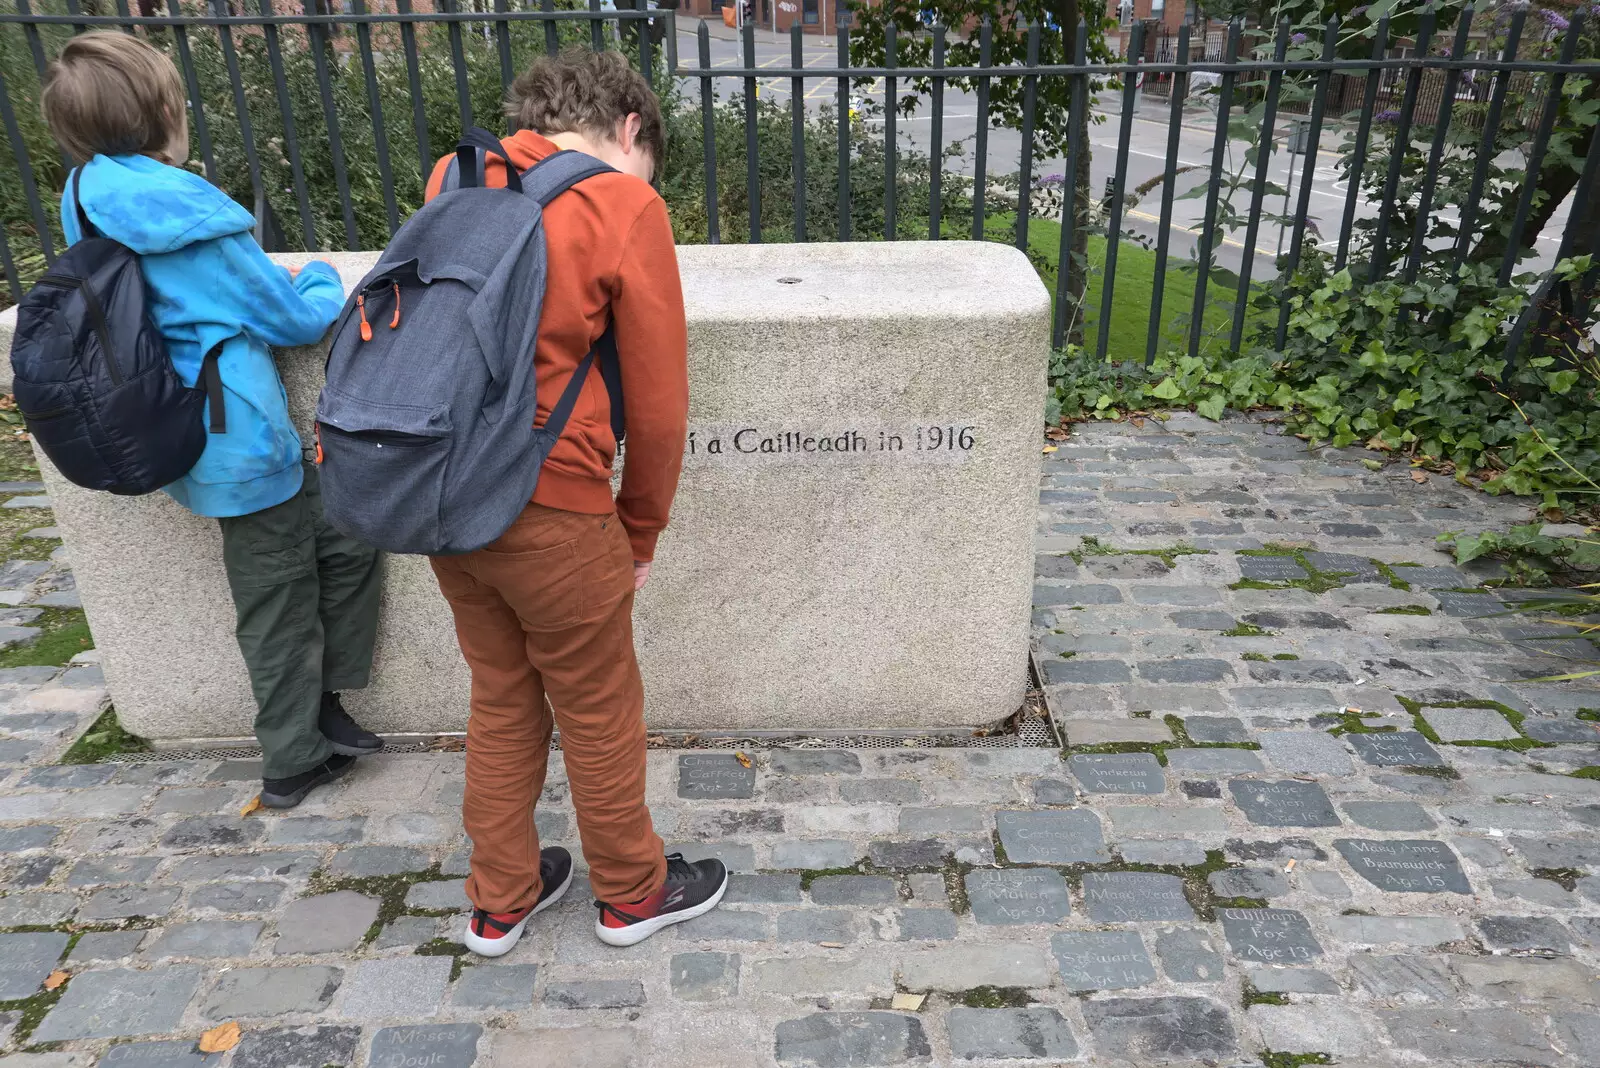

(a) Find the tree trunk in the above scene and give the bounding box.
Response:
[1472,76,1599,268]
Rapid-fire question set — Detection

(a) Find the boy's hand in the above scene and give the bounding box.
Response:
[633,561,652,591]
[285,264,302,279]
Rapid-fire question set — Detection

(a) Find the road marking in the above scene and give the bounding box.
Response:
[1124,207,1280,259]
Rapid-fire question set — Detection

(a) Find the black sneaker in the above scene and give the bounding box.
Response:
[594,853,728,947]
[320,692,382,756]
[462,846,574,958]
[260,752,356,809]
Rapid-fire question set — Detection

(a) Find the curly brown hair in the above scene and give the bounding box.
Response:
[506,48,664,165]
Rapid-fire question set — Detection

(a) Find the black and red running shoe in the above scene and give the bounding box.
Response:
[462,846,573,957]
[594,853,728,947]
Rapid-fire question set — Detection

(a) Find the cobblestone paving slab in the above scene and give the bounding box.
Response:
[1,417,1598,1065]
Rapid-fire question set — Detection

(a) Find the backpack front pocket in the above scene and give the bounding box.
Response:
[316,397,452,554]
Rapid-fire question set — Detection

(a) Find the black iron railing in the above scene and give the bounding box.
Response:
[1,2,1595,361]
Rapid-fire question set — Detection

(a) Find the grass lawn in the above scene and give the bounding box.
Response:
[983,214,1268,364]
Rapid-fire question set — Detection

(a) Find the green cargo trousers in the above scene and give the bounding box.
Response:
[218,462,382,779]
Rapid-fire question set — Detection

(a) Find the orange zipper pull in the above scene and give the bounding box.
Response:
[357,295,372,342]
[314,423,324,465]
[390,282,401,329]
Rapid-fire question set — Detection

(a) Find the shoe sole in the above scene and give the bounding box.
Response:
[259,757,356,810]
[462,865,574,958]
[328,740,382,757]
[593,869,730,948]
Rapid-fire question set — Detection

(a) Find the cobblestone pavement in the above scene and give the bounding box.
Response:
[2,415,1600,1068]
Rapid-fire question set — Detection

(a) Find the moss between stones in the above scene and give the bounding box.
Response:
[942,856,973,915]
[0,973,68,1048]
[1261,1053,1332,1068]
[1242,982,1288,1008]
[1399,764,1462,779]
[1030,848,1238,921]
[1375,604,1432,615]
[1214,896,1270,910]
[961,986,1033,1009]
[1221,621,1274,637]
[797,864,870,890]
[1070,536,1212,569]
[307,865,448,944]
[1324,710,1398,737]
[1227,545,1355,595]
[1398,695,1551,753]
[1530,867,1583,891]
[1374,562,1413,591]
[1130,710,1152,719]
[1272,652,1300,660]
[415,938,470,980]
[1573,766,1600,780]
[1241,652,1270,662]
[1577,708,1600,722]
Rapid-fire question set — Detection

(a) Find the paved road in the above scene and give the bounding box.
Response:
[671,22,1574,281]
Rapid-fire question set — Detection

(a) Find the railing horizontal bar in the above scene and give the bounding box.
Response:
[0,10,660,24]
[662,58,1594,76]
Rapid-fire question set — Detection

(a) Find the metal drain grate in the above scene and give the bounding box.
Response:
[104,661,1062,763]
[104,719,1060,763]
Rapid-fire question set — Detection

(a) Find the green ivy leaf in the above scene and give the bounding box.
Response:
[1149,377,1183,401]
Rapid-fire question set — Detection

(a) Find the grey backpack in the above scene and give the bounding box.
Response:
[316,129,623,555]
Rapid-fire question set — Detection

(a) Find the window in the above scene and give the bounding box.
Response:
[803,0,817,23]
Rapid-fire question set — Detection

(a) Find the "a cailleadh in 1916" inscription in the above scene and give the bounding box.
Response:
[684,423,980,464]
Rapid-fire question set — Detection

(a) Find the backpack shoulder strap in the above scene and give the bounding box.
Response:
[521,149,617,208]
[523,149,625,442]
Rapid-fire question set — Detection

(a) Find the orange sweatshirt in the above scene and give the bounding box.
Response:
[425,131,688,562]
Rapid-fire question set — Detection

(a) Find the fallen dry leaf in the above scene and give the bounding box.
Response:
[426,735,467,752]
[1409,470,1428,484]
[198,1022,241,1054]
[735,751,752,769]
[43,970,68,991]
[819,941,846,949]
[1045,426,1068,441]
[1041,444,1058,454]
[239,796,262,818]
[891,992,926,1011]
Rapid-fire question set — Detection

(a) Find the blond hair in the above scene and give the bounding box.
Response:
[40,31,186,165]
[505,48,665,165]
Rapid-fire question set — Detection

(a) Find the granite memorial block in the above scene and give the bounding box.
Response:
[965,869,1072,925]
[0,243,1050,738]
[995,809,1110,864]
[1068,753,1166,795]
[1346,731,1446,768]
[1082,873,1195,922]
[677,754,756,800]
[1051,931,1158,991]
[1218,908,1324,963]
[368,1025,482,1068]
[1228,779,1341,827]
[1334,839,1471,893]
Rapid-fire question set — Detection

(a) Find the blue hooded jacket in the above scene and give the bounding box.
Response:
[62,154,344,518]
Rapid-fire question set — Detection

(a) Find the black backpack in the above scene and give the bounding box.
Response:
[8,169,225,496]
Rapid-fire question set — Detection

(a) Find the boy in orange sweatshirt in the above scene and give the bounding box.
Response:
[422,49,724,956]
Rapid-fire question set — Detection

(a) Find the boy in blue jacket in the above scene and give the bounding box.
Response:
[41,32,384,807]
